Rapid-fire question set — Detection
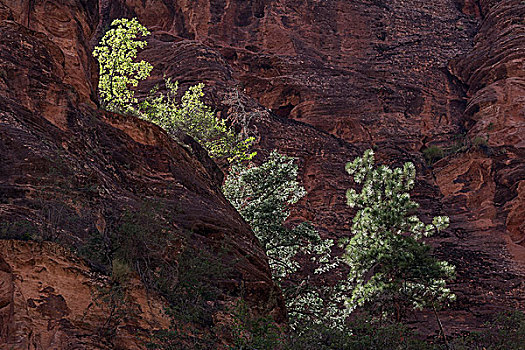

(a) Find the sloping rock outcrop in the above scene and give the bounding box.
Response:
[0,2,283,348]
[0,0,523,346]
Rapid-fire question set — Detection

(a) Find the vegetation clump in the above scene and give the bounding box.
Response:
[451,311,525,350]
[223,151,351,331]
[423,134,492,165]
[93,18,254,163]
[342,149,455,343]
[93,18,152,113]
[139,78,255,162]
[423,145,445,164]
[471,135,488,147]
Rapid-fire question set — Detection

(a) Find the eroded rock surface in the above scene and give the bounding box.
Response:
[0,240,169,349]
[0,1,283,348]
[0,0,523,345]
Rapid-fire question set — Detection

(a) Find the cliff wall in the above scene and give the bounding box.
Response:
[0,1,283,348]
[0,0,523,346]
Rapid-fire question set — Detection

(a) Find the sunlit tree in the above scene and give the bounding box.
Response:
[224,151,350,331]
[93,18,153,113]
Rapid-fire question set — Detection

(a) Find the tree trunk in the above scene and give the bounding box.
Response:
[432,304,451,349]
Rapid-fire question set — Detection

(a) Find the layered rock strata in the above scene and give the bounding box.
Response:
[0,0,523,346]
[0,1,283,348]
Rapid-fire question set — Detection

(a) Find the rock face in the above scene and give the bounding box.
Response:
[0,240,169,349]
[0,0,523,346]
[0,1,283,348]
[432,0,525,330]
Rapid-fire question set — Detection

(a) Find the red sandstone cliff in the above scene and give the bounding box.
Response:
[0,2,283,348]
[0,0,523,347]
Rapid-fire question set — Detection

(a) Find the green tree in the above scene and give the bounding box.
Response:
[93,18,153,113]
[342,149,455,343]
[223,151,350,331]
[139,78,255,163]
[93,19,255,163]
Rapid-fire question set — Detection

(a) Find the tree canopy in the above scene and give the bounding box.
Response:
[223,151,350,331]
[342,149,455,319]
[93,18,153,113]
[93,18,254,163]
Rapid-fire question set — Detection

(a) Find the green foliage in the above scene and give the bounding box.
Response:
[343,149,455,319]
[93,18,255,163]
[111,258,132,284]
[0,220,36,241]
[286,311,525,349]
[223,151,350,331]
[471,135,488,147]
[92,283,127,338]
[451,311,525,350]
[285,318,434,350]
[1,201,74,243]
[147,328,215,350]
[284,323,354,350]
[423,134,492,165]
[89,259,138,342]
[80,205,231,349]
[224,151,325,279]
[422,145,444,165]
[114,208,179,290]
[93,18,153,113]
[163,246,228,325]
[447,133,469,155]
[226,301,282,350]
[147,245,234,349]
[139,78,256,163]
[78,203,179,290]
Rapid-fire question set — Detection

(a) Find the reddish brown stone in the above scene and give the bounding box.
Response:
[0,2,284,348]
[0,0,523,345]
[0,240,169,349]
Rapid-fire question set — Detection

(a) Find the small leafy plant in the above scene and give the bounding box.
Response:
[422,145,444,165]
[139,78,256,163]
[93,18,153,113]
[226,300,282,350]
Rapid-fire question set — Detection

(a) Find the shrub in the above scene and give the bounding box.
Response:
[471,135,488,147]
[424,134,492,163]
[80,204,231,348]
[147,245,234,349]
[223,151,351,331]
[93,18,255,163]
[226,301,282,350]
[139,78,256,163]
[91,259,139,342]
[285,312,525,349]
[451,311,525,350]
[0,220,36,241]
[111,259,132,285]
[423,145,444,164]
[284,318,435,350]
